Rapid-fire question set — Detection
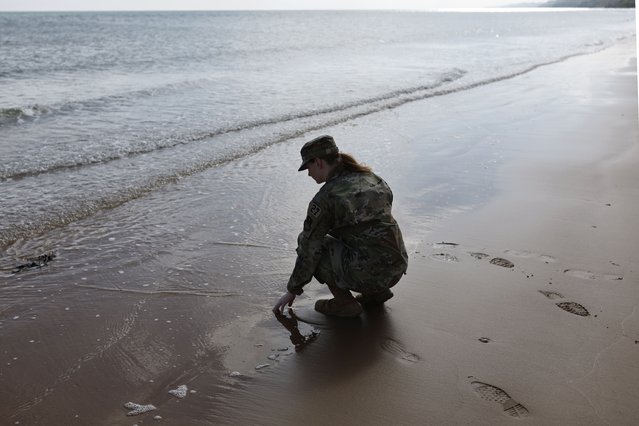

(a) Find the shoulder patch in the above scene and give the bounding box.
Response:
[309,202,322,218]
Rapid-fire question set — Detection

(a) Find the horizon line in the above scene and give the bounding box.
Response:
[0,7,610,13]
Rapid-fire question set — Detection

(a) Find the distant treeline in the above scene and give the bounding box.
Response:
[543,0,635,7]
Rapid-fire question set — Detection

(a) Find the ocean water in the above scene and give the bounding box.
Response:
[0,9,635,249]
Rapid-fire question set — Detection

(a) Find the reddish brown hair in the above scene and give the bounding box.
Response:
[321,152,372,173]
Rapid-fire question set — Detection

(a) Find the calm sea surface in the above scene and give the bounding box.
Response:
[0,9,635,248]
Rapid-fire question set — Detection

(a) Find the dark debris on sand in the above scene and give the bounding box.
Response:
[12,252,56,274]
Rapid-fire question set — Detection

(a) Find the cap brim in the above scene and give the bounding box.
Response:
[298,160,311,171]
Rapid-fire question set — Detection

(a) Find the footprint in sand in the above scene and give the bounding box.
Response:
[538,290,564,300]
[429,253,459,263]
[564,269,596,280]
[602,274,623,281]
[379,337,420,363]
[504,250,556,264]
[489,257,515,269]
[556,302,590,317]
[469,252,490,260]
[467,252,516,268]
[469,380,530,418]
[563,269,623,281]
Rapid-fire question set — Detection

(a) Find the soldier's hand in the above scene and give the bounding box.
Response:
[273,291,296,314]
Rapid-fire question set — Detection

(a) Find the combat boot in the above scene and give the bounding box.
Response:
[355,289,393,306]
[314,298,363,318]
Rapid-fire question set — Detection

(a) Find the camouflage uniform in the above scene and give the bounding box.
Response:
[287,162,408,295]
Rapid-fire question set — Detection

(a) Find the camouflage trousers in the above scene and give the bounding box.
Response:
[314,236,403,294]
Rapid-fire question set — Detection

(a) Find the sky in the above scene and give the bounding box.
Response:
[0,0,549,12]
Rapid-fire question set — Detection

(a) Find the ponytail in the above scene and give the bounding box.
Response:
[321,152,372,173]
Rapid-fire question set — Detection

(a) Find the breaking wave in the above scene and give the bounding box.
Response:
[0,105,50,126]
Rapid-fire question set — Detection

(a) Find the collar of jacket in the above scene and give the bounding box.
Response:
[325,162,347,183]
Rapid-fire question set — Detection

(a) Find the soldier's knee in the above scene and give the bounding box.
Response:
[314,256,335,287]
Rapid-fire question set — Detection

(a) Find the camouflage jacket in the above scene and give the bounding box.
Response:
[287,164,408,295]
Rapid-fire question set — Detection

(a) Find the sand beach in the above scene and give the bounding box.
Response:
[1,27,637,426]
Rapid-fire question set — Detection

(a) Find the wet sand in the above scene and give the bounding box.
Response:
[2,39,638,425]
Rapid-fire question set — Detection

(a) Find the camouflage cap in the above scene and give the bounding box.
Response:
[298,135,339,171]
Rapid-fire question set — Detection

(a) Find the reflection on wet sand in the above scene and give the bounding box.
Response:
[274,305,396,387]
[274,312,319,351]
